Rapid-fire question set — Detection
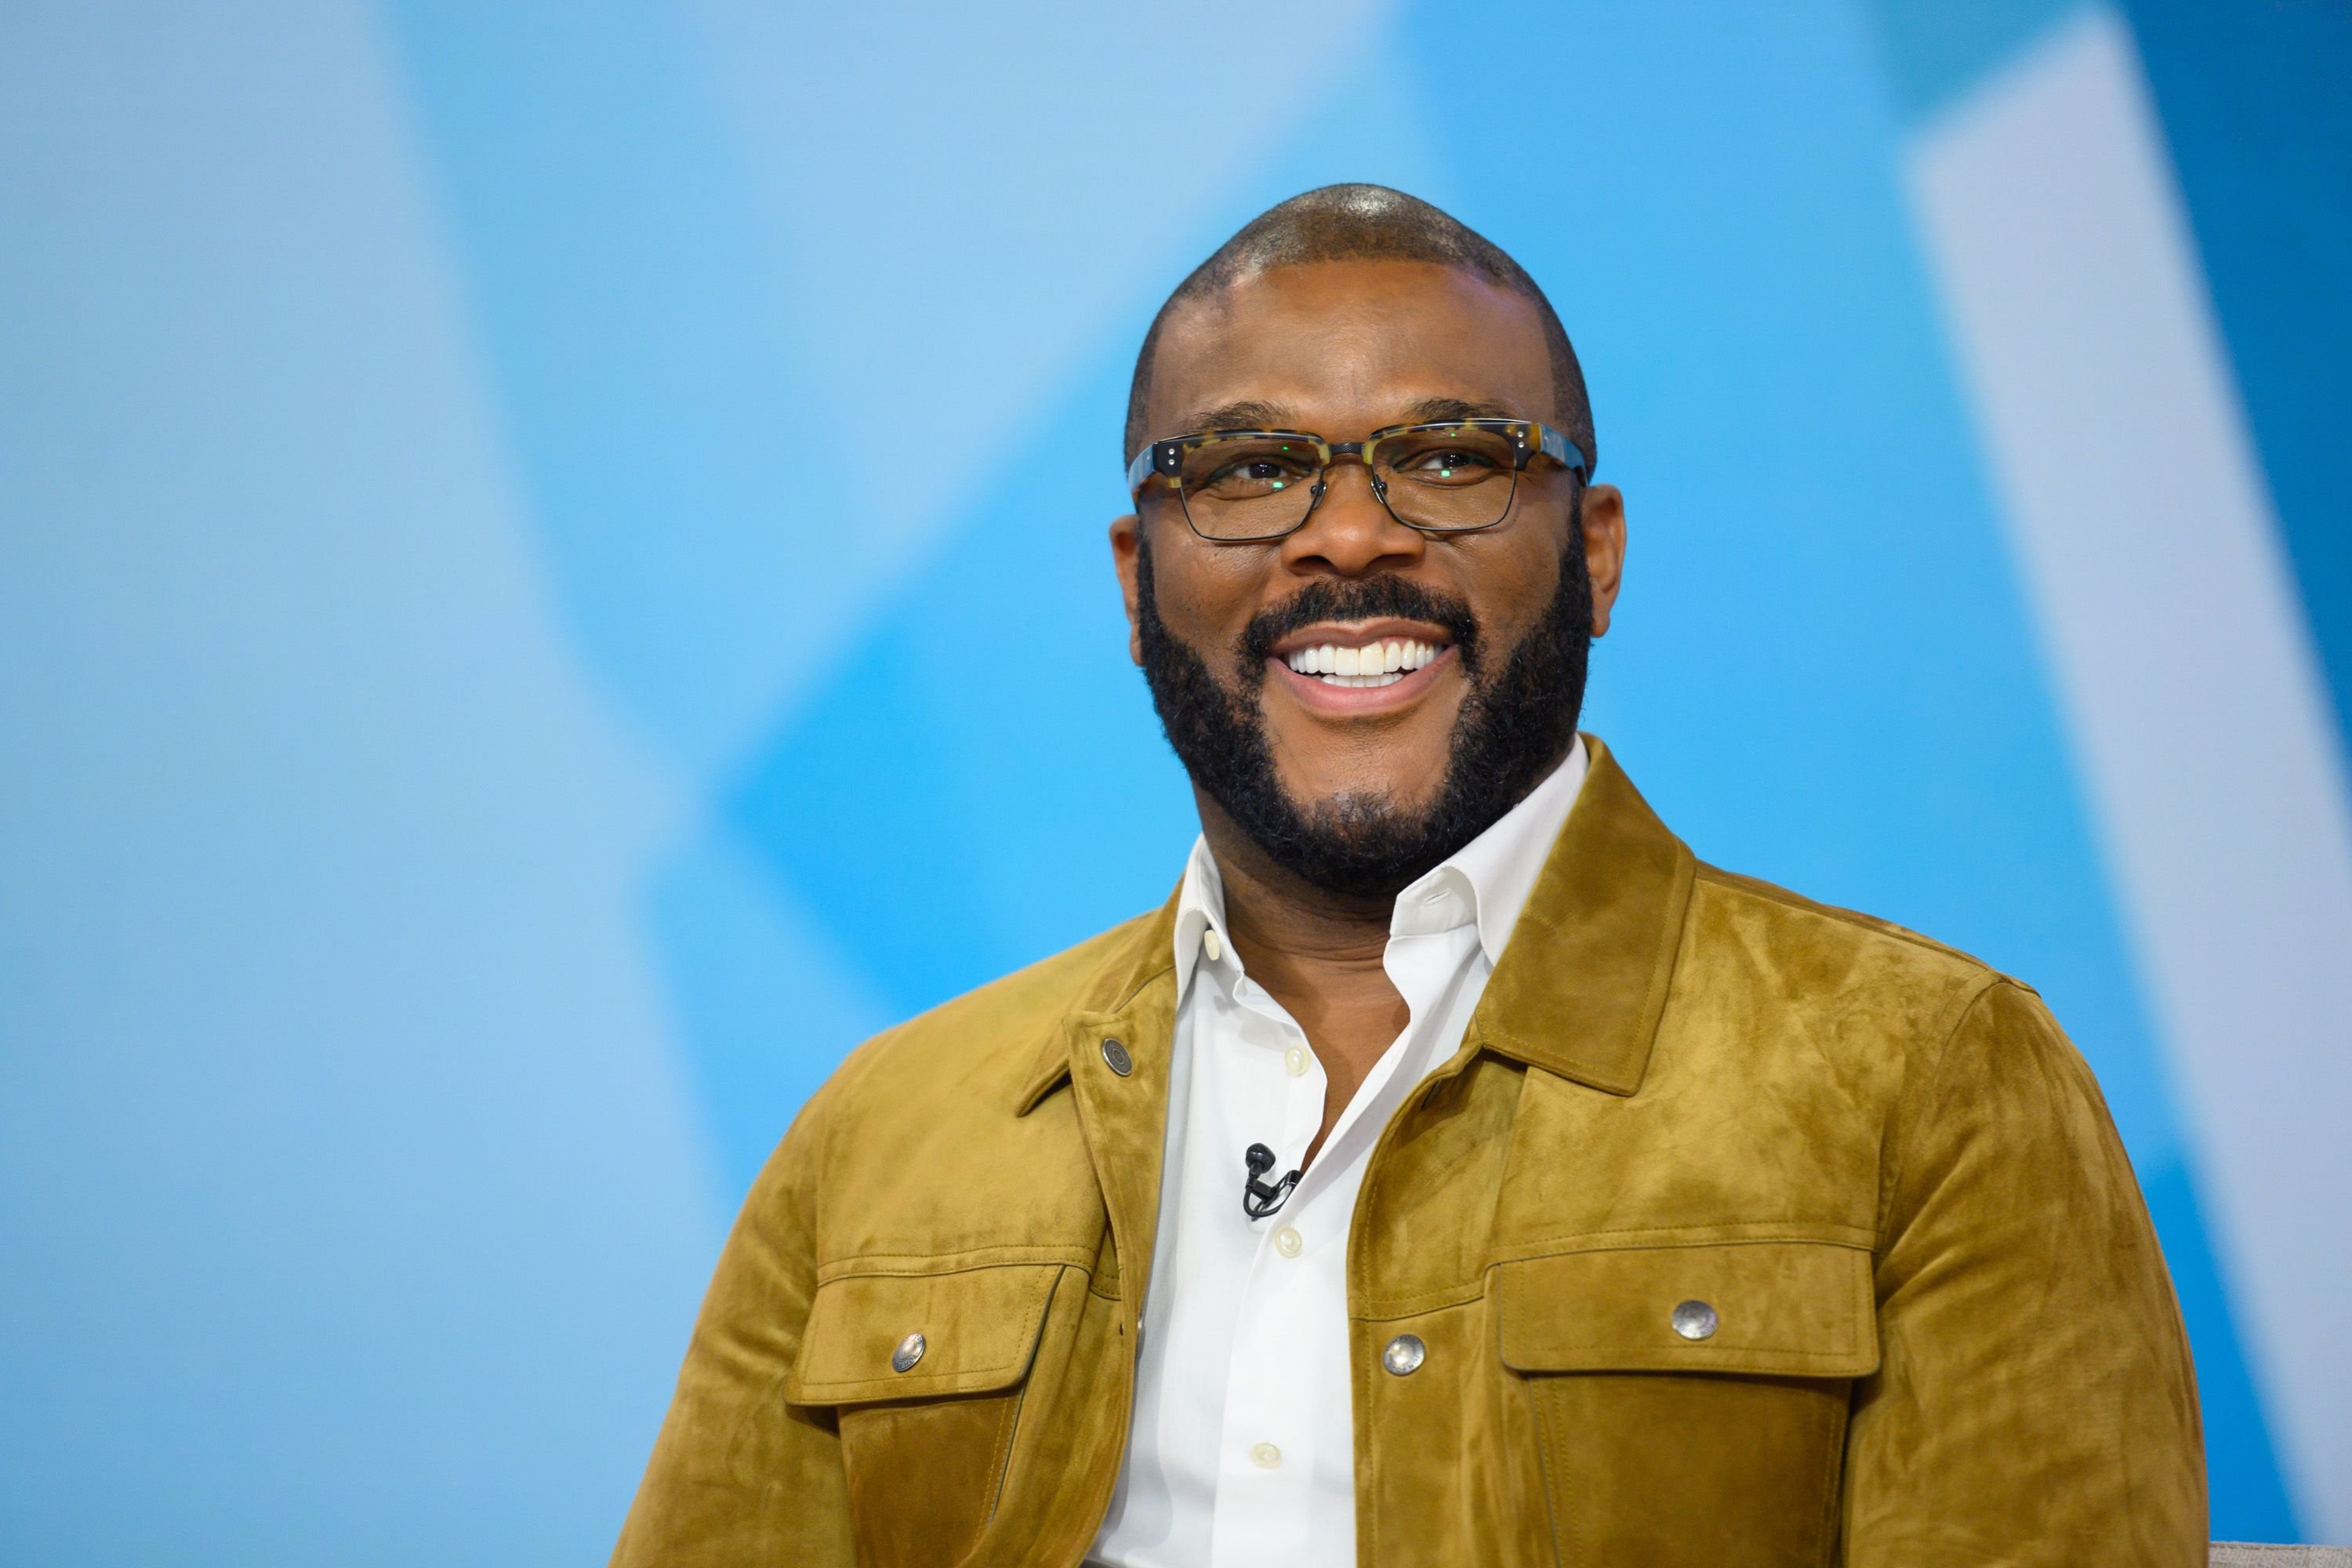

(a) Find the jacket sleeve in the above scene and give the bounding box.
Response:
[1842,978,2207,1565]
[610,1080,855,1566]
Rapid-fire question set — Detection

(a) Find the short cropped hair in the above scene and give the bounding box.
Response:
[1123,183,1595,475]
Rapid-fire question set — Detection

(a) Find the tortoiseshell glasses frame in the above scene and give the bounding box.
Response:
[1125,417,1589,543]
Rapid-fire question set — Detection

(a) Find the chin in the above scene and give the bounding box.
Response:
[1278,753,1451,811]
[1286,782,1443,838]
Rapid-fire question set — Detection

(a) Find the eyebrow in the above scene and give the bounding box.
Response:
[1170,398,1298,434]
[1165,394,1528,437]
[1406,395,1521,424]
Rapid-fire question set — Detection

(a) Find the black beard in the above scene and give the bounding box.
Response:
[1135,517,1592,901]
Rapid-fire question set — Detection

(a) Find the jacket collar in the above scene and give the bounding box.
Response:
[1014,892,1179,1117]
[1014,734,1693,1113]
[1465,736,1695,1095]
[1012,897,1180,1323]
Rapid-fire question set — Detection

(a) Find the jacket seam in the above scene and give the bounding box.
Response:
[1500,1343,1867,1367]
[971,1391,1019,1550]
[1353,1283,1486,1319]
[1812,1370,1847,1567]
[1489,1223,1878,1263]
[1873,972,2008,1254]
[1532,1375,1574,1566]
[982,1265,1071,1532]
[1105,956,1175,1014]
[1355,1230,1876,1318]
[1693,864,2005,971]
[1638,840,1697,1071]
[814,1246,1096,1283]
[1357,1318,1380,1567]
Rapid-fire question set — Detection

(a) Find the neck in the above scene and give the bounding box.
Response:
[1193,788,1394,965]
[1194,789,1409,1164]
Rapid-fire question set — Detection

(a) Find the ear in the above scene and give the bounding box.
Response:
[1579,484,1627,638]
[1109,513,1145,666]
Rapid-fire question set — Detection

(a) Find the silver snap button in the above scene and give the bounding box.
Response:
[891,1331,926,1372]
[1381,1334,1426,1377]
[1671,1300,1719,1341]
[1101,1037,1133,1076]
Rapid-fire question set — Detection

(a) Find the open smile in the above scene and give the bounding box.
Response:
[1281,634,1446,689]
[1265,619,1459,713]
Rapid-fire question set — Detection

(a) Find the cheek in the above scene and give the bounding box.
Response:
[1459,544,1570,666]
[1149,538,1269,648]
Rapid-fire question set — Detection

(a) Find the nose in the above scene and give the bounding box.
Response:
[1281,456,1425,579]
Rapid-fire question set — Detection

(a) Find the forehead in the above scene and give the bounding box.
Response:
[1145,258,1555,436]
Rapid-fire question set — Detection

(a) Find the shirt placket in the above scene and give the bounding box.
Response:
[1192,913,1479,1568]
[1203,975,1327,1566]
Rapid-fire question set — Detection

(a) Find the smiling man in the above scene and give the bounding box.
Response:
[613,186,2205,1567]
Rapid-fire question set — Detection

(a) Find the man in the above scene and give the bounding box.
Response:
[613,185,2205,1566]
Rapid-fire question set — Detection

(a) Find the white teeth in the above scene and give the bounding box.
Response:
[1283,637,1445,687]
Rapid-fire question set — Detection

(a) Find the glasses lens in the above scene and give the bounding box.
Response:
[1176,434,1320,540]
[1374,425,1521,531]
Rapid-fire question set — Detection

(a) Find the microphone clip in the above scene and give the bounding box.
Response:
[1242,1142,1302,1220]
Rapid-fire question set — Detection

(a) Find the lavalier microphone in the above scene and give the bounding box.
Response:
[1242,1142,1301,1219]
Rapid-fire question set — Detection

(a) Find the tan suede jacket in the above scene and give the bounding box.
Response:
[613,738,2206,1566]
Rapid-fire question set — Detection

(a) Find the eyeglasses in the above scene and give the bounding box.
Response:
[1127,418,1588,543]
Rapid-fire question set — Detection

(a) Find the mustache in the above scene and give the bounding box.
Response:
[1237,577,1483,680]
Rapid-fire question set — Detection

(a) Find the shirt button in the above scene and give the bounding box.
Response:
[1250,1442,1282,1469]
[1284,1045,1309,1076]
[1100,1036,1133,1076]
[891,1331,926,1372]
[1381,1334,1426,1377]
[1671,1300,1719,1341]
[1273,1225,1303,1258]
[1203,928,1223,962]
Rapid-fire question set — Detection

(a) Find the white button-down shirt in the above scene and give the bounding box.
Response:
[1088,738,1591,1568]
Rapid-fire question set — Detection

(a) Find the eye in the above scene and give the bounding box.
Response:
[1379,426,1519,487]
[1185,441,1319,499]
[1395,447,1499,480]
[1210,458,1300,488]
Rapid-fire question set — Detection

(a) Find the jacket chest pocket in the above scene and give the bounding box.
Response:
[1495,1240,1877,1568]
[788,1262,1065,1568]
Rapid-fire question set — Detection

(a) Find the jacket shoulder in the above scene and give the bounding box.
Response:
[1680,862,2025,1062]
[1694,862,2009,985]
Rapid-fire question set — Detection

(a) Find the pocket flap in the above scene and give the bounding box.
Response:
[1495,1240,1878,1378]
[789,1263,1063,1406]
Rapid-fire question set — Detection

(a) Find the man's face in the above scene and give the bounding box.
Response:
[1111,259,1627,897]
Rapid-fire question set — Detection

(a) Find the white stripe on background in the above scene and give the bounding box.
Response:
[1907,5,2352,1539]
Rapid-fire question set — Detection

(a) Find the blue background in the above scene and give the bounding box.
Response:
[4,1,2346,1558]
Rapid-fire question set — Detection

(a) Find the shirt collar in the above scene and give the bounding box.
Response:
[1439,733,1590,966]
[1171,836,1230,1007]
[1169,735,1591,996]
